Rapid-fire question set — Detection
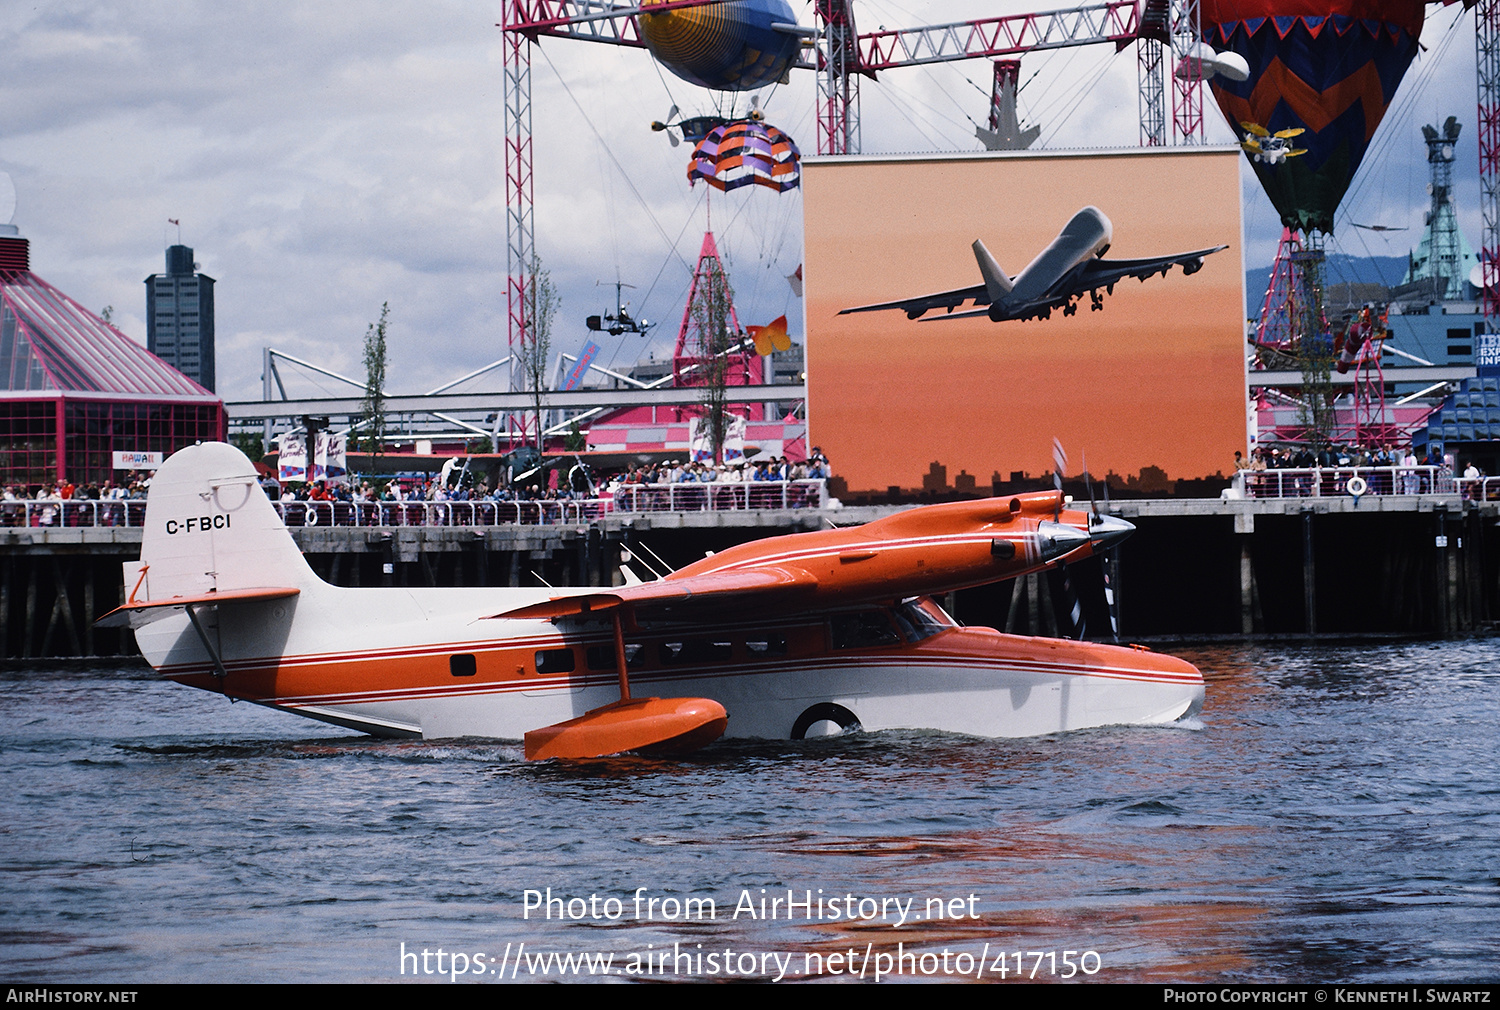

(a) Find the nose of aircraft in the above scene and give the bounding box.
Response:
[1035,520,1091,561]
[1087,512,1134,553]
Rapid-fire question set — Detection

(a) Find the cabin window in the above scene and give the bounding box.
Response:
[745,633,788,657]
[830,611,902,650]
[534,648,576,674]
[586,643,644,670]
[449,654,477,677]
[659,639,734,665]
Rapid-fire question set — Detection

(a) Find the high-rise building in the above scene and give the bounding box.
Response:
[145,244,215,391]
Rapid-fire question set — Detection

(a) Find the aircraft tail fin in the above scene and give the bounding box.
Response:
[132,442,322,605]
[971,240,1013,304]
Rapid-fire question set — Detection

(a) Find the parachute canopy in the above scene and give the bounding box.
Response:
[1201,0,1426,234]
[687,121,801,193]
[639,0,801,92]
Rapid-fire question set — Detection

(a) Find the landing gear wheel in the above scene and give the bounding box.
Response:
[791,703,861,740]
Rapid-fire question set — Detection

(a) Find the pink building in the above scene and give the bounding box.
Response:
[0,230,224,488]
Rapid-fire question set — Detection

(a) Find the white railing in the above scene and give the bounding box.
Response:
[271,499,614,528]
[1239,466,1448,499]
[0,479,833,529]
[611,479,828,512]
[1457,476,1500,502]
[1,499,149,529]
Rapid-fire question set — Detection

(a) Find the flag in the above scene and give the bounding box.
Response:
[563,342,600,390]
[279,431,307,482]
[747,315,791,355]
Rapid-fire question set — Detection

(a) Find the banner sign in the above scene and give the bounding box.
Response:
[1477,332,1500,376]
[279,432,307,483]
[112,451,163,470]
[563,342,600,391]
[315,430,348,483]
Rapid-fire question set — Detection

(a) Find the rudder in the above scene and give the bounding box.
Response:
[133,442,320,603]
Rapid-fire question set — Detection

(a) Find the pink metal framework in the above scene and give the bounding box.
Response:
[1254,228,1308,352]
[496,0,1196,429]
[503,1,1171,160]
[853,1,1146,70]
[1478,0,1499,322]
[1336,312,1400,448]
[1169,0,1205,144]
[503,1,537,447]
[1137,0,1169,145]
[990,60,1020,133]
[671,232,762,399]
[815,0,861,155]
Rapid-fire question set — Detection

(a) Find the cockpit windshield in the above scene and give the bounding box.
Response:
[892,597,958,642]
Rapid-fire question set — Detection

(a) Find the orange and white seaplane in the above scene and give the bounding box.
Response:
[99,443,1204,759]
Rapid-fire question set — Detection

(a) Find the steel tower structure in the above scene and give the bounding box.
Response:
[1478,0,1499,322]
[497,0,1201,447]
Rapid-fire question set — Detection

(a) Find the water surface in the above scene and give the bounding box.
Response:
[2,641,1496,983]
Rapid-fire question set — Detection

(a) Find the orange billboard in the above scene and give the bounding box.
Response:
[802,148,1246,496]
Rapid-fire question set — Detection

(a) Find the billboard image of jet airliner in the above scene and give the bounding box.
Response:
[838,206,1227,323]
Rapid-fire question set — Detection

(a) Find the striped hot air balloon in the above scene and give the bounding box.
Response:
[687,121,801,193]
[1201,0,1425,233]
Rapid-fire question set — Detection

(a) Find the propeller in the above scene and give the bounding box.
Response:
[650,104,682,146]
[1083,453,1124,643]
[1051,438,1085,640]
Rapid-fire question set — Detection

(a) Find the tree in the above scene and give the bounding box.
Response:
[521,258,559,452]
[693,258,734,463]
[362,303,389,457]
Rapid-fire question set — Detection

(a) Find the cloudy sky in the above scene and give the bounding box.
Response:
[0,1,1483,405]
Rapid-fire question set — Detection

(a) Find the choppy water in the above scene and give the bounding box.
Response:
[2,641,1497,983]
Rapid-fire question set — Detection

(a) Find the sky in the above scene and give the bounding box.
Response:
[0,0,1484,406]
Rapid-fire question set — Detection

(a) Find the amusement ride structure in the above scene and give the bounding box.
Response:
[489,0,1498,459]
[1238,0,1493,453]
[493,0,1232,450]
[225,0,1497,467]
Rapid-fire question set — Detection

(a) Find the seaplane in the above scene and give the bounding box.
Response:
[99,443,1204,760]
[838,206,1226,323]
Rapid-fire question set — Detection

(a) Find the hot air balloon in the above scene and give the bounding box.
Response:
[639,0,803,92]
[1200,0,1426,233]
[687,121,801,193]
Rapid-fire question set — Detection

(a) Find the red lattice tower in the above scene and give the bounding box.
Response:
[672,232,762,409]
[1478,0,1499,321]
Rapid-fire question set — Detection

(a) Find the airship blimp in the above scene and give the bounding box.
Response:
[639,0,804,92]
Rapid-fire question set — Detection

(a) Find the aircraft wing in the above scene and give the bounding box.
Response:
[489,565,820,623]
[491,492,1119,627]
[1073,246,1227,290]
[837,283,988,320]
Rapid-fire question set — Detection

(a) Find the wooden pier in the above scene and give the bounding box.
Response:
[3,496,1494,659]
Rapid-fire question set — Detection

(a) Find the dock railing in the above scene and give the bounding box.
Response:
[1457,476,1500,502]
[0,479,831,529]
[1239,465,1455,499]
[611,479,827,513]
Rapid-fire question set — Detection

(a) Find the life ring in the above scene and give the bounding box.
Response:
[1346,476,1367,498]
[305,505,319,526]
[791,702,861,740]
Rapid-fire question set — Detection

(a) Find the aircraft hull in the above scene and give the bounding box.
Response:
[118,443,1204,755]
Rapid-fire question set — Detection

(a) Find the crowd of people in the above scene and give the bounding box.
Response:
[1233,444,1490,498]
[611,450,831,489]
[1,474,155,527]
